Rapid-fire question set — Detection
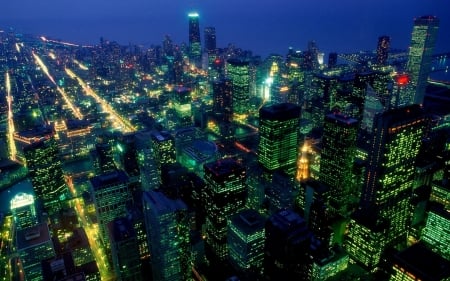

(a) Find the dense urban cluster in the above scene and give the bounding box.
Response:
[0,13,450,281]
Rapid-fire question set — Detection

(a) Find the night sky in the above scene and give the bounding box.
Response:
[1,0,449,57]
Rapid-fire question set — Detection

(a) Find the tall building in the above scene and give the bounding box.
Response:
[142,190,191,281]
[406,15,439,105]
[360,104,428,246]
[264,209,316,280]
[212,79,233,123]
[389,242,450,281]
[92,142,116,174]
[258,103,301,174]
[376,35,390,65]
[226,58,250,115]
[227,209,265,278]
[10,192,37,229]
[319,113,358,216]
[108,217,142,281]
[203,158,247,263]
[16,223,56,281]
[421,202,450,260]
[91,170,131,248]
[188,12,201,67]
[204,26,216,53]
[23,137,67,211]
[151,130,177,184]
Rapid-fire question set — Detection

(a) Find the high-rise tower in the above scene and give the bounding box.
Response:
[203,158,247,263]
[23,137,67,211]
[204,26,216,53]
[376,35,390,65]
[188,12,201,67]
[226,59,250,115]
[360,104,428,245]
[406,15,439,105]
[319,113,358,216]
[258,103,301,174]
[143,190,191,281]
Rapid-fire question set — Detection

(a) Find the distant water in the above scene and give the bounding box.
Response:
[0,179,34,214]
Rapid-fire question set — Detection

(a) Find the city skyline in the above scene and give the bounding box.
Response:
[1,0,450,56]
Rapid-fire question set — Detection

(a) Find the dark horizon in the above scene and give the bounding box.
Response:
[1,0,450,57]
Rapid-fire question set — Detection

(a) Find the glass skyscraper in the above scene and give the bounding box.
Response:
[258,103,301,174]
[226,58,250,116]
[23,137,67,211]
[188,12,201,67]
[142,190,191,281]
[406,15,440,105]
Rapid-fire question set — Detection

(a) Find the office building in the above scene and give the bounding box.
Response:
[406,15,440,105]
[91,170,131,248]
[23,136,67,211]
[360,104,428,247]
[376,36,390,65]
[10,192,37,229]
[319,113,358,216]
[226,58,250,115]
[389,242,450,281]
[421,202,450,260]
[143,191,191,281]
[92,142,116,174]
[188,12,201,67]
[264,209,316,280]
[203,158,247,262]
[108,217,142,281]
[16,222,56,281]
[258,103,301,174]
[204,26,216,53]
[227,209,265,277]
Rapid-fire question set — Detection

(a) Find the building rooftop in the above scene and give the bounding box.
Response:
[393,242,450,281]
[16,222,52,250]
[90,170,128,190]
[259,102,301,121]
[230,209,265,235]
[143,190,187,215]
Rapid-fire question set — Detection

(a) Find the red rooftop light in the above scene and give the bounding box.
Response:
[396,74,409,86]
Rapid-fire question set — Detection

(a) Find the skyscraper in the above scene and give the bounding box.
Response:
[203,158,247,263]
[204,26,216,53]
[23,137,67,211]
[227,209,265,278]
[360,104,428,246]
[406,15,440,105]
[319,113,358,216]
[91,170,131,248]
[376,35,390,65]
[188,12,201,67]
[226,58,250,115]
[108,217,142,281]
[258,103,301,174]
[142,190,191,281]
[264,209,316,280]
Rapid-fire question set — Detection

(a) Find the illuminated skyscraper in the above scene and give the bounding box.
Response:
[203,158,247,263]
[212,79,233,123]
[91,170,131,248]
[319,113,358,216]
[188,12,201,67]
[143,190,191,281]
[10,192,37,229]
[23,137,67,211]
[258,103,301,174]
[360,104,428,246]
[376,36,390,65]
[227,209,265,279]
[226,59,250,115]
[204,26,216,53]
[406,15,439,105]
[108,217,142,281]
[151,130,176,183]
